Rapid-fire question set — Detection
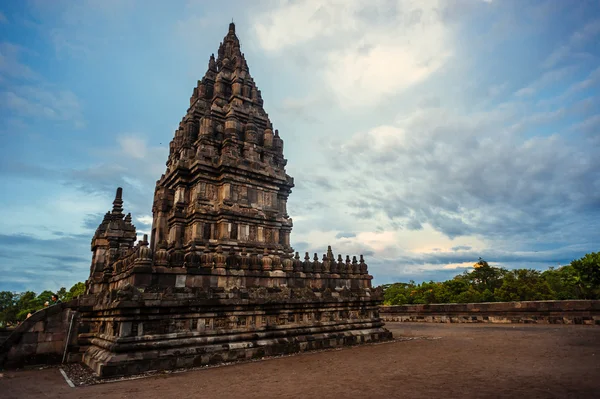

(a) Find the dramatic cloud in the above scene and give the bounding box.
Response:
[0,0,598,292]
[0,232,91,292]
[331,107,600,241]
[1,86,84,127]
[0,41,85,129]
[253,0,455,108]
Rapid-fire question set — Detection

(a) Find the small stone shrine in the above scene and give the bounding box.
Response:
[79,23,392,377]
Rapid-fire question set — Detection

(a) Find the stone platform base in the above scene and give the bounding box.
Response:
[83,324,392,378]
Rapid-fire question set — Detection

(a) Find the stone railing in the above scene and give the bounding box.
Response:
[0,301,80,369]
[380,300,600,325]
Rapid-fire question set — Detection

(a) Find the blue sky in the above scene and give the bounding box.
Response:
[0,0,599,293]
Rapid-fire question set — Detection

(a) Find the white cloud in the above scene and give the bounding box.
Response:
[0,41,85,128]
[0,86,85,128]
[329,102,599,248]
[28,0,137,58]
[0,42,40,80]
[515,87,535,97]
[567,65,600,93]
[136,215,153,225]
[253,0,362,52]
[252,0,454,108]
[65,134,168,222]
[542,18,600,68]
[342,125,406,153]
[488,83,507,97]
[571,114,600,137]
[0,183,107,239]
[118,136,148,159]
[513,65,578,97]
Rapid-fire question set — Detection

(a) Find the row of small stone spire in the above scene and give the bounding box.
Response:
[108,236,371,277]
[144,240,370,276]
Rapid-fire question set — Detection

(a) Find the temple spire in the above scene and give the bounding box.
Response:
[208,54,217,71]
[112,187,124,214]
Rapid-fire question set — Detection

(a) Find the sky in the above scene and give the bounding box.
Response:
[0,0,599,293]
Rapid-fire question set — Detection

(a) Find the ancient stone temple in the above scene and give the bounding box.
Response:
[74,22,392,377]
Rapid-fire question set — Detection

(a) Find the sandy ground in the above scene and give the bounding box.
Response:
[1,322,599,399]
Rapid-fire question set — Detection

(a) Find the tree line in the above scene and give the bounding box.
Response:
[382,252,600,305]
[0,282,85,327]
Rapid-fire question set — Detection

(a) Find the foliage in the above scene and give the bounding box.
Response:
[382,252,600,305]
[0,282,86,327]
[64,282,86,301]
[570,252,600,298]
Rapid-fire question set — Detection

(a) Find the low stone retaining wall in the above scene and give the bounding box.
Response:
[0,302,80,369]
[380,300,600,325]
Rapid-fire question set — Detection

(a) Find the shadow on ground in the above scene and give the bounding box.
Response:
[1,322,599,399]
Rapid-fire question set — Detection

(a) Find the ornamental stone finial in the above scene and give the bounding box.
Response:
[112,187,124,214]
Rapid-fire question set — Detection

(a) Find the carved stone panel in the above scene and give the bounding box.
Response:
[196,182,207,200]
[206,184,217,200]
[240,224,249,240]
[248,188,257,205]
[258,226,264,242]
[265,228,272,243]
[249,225,257,241]
[214,318,227,329]
[240,185,248,203]
[221,184,231,201]
[175,187,186,204]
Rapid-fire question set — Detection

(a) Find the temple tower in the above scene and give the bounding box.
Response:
[150,22,294,260]
[87,187,137,293]
[74,23,390,378]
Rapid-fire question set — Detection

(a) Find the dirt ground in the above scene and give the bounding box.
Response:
[1,322,599,399]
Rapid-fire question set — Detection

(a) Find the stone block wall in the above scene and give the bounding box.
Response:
[0,328,14,346]
[78,290,390,377]
[380,300,600,325]
[0,302,80,369]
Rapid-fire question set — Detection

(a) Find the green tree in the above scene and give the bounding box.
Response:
[441,279,471,303]
[541,265,583,300]
[571,252,600,298]
[15,291,40,321]
[383,282,413,305]
[454,286,483,303]
[494,269,554,302]
[0,291,18,327]
[65,282,85,300]
[468,258,506,292]
[37,290,55,305]
[56,287,68,301]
